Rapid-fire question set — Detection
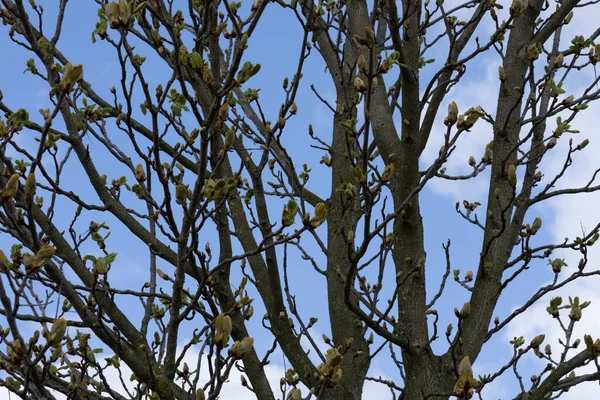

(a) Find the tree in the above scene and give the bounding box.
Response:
[0,0,600,398]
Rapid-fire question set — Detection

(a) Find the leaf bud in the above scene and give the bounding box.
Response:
[48,318,68,346]
[530,334,545,348]
[554,53,564,68]
[357,55,367,73]
[354,76,366,93]
[510,0,528,17]
[308,203,327,229]
[135,164,146,183]
[531,217,542,234]
[498,65,507,82]
[506,164,517,187]
[229,337,254,359]
[446,101,458,126]
[576,139,589,151]
[1,173,20,199]
[288,388,302,400]
[175,184,187,205]
[24,173,36,197]
[363,26,375,46]
[0,250,11,273]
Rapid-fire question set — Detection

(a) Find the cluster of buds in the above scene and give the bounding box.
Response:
[0,173,19,199]
[23,172,36,197]
[305,202,327,229]
[521,217,542,237]
[229,337,254,359]
[105,0,145,29]
[23,245,56,273]
[454,357,476,398]
[380,55,396,74]
[86,253,117,275]
[282,199,299,227]
[236,61,261,85]
[201,177,240,202]
[214,313,232,348]
[59,62,84,94]
[548,258,567,274]
[527,43,542,61]
[454,302,471,320]
[381,163,395,183]
[457,107,484,130]
[482,141,494,164]
[554,53,564,68]
[510,0,529,17]
[175,183,189,205]
[354,26,375,47]
[566,296,590,321]
[584,335,600,354]
[546,296,562,317]
[530,334,545,358]
[354,76,366,93]
[317,348,343,387]
[46,318,68,347]
[6,340,23,364]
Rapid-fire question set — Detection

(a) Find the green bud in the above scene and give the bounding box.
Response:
[357,55,366,73]
[308,203,327,229]
[288,388,302,400]
[498,65,507,82]
[175,184,187,205]
[506,164,517,187]
[23,173,36,197]
[354,76,366,93]
[59,62,84,93]
[531,217,542,234]
[576,139,589,151]
[446,101,458,125]
[460,302,471,318]
[0,250,11,273]
[564,11,573,24]
[510,0,528,17]
[1,174,20,199]
[36,245,55,264]
[554,53,564,68]
[282,200,299,227]
[215,313,232,335]
[363,26,375,46]
[530,334,545,348]
[229,337,254,359]
[527,43,541,61]
[48,318,68,346]
[135,164,146,183]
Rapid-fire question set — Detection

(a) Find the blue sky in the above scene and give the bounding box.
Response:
[1,1,600,399]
